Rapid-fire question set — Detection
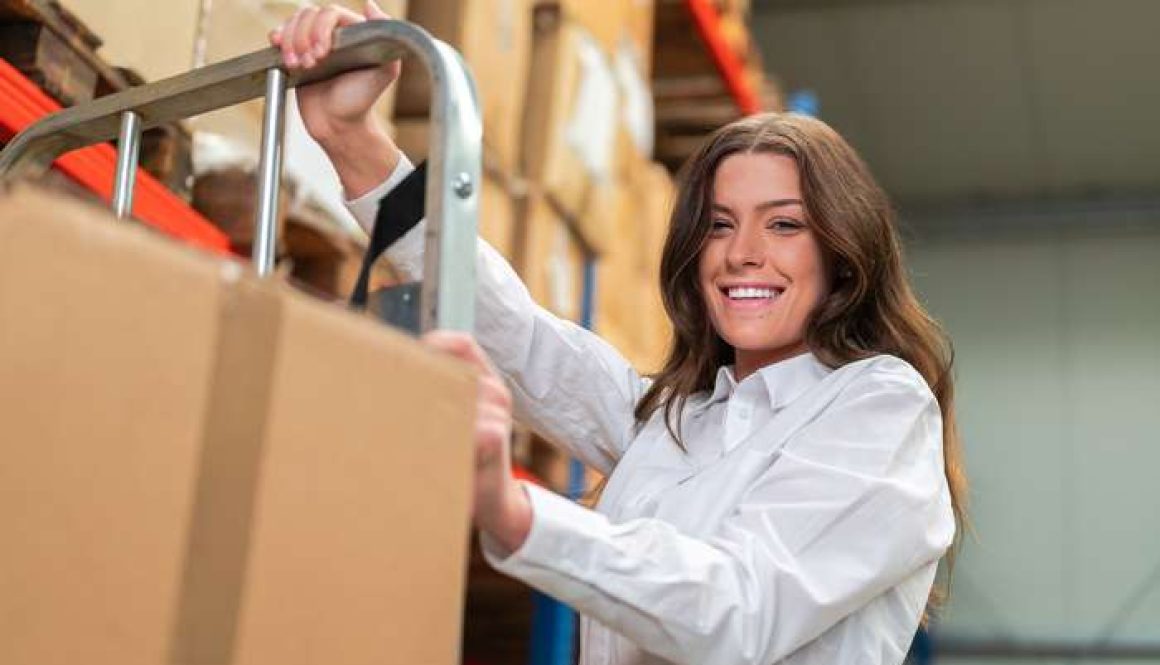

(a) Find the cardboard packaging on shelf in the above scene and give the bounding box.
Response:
[55,0,200,84]
[397,0,532,174]
[192,0,407,158]
[535,0,630,55]
[595,162,674,373]
[522,6,620,253]
[0,186,475,665]
[516,190,586,322]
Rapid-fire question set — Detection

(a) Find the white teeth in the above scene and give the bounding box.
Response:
[727,287,778,300]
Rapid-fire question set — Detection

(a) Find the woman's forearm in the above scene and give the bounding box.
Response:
[317,116,401,200]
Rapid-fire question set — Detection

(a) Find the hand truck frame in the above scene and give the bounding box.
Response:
[0,19,481,334]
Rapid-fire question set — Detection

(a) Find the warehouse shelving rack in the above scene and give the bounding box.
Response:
[685,0,761,115]
[0,57,230,253]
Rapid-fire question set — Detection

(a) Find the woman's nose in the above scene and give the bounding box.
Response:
[726,225,765,269]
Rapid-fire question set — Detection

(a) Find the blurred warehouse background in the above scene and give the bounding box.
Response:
[752,1,1160,662]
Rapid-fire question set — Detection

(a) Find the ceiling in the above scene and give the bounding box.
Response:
[749,0,1160,210]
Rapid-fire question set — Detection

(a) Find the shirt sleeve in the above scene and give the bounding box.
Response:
[345,161,648,474]
[481,359,956,665]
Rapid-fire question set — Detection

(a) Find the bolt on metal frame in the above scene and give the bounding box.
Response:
[0,20,482,334]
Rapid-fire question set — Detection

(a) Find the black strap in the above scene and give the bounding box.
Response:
[350,161,428,309]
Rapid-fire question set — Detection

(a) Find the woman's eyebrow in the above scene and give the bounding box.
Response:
[755,198,804,211]
[711,200,803,215]
[711,199,804,213]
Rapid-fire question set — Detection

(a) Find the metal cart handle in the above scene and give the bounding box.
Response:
[0,20,482,334]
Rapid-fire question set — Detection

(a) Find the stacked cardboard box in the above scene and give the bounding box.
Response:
[517,191,587,322]
[46,0,200,84]
[0,187,476,665]
[521,2,620,254]
[195,0,407,155]
[596,158,674,375]
[396,0,532,174]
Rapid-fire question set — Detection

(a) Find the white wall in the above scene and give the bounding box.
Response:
[905,218,1160,661]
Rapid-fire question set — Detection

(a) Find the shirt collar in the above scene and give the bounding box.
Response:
[704,365,737,407]
[697,351,832,412]
[757,352,832,410]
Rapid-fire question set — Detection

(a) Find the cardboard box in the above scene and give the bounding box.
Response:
[517,192,586,322]
[634,161,675,276]
[535,0,629,54]
[626,0,656,76]
[190,0,407,158]
[595,186,644,367]
[61,0,200,83]
[522,8,619,253]
[595,166,673,373]
[397,0,532,173]
[631,163,673,373]
[0,187,475,665]
[612,35,656,183]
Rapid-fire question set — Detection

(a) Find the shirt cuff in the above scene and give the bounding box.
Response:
[480,481,608,578]
[343,154,416,235]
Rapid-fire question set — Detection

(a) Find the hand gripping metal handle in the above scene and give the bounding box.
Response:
[0,20,482,333]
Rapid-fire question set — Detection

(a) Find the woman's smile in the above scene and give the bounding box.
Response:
[717,282,786,311]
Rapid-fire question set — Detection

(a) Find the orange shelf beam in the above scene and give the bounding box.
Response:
[0,58,231,254]
[684,0,762,115]
[511,463,545,488]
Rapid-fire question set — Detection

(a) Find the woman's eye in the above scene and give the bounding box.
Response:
[710,219,733,233]
[768,218,804,233]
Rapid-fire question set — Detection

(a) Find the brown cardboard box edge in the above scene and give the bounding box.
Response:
[0,186,476,665]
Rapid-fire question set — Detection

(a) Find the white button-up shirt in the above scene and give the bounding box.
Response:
[347,158,955,665]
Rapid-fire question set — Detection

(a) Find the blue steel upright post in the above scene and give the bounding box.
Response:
[528,257,598,665]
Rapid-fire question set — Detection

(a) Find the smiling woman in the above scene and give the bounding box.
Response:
[634,111,967,634]
[272,5,966,663]
[639,115,965,510]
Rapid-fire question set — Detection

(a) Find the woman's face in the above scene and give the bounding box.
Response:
[697,152,829,379]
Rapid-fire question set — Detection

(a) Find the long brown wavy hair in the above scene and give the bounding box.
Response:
[635,112,967,618]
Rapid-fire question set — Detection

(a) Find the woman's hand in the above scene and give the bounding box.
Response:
[270,1,399,142]
[269,1,402,197]
[422,331,532,554]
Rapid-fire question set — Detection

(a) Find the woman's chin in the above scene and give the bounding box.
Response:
[723,336,807,365]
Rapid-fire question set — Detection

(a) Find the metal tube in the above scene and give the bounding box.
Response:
[421,39,482,333]
[111,110,142,219]
[0,23,412,181]
[252,67,287,276]
[0,21,482,333]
